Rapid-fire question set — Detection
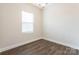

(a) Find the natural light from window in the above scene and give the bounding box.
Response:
[22,11,34,33]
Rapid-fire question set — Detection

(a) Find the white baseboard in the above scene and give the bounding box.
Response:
[0,37,42,53]
[43,37,79,50]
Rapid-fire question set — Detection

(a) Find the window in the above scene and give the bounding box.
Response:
[22,11,34,33]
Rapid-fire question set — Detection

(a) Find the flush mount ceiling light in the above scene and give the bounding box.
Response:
[33,3,47,9]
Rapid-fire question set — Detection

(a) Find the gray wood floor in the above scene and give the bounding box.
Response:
[0,39,79,55]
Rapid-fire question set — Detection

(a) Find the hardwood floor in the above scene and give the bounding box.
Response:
[0,39,79,55]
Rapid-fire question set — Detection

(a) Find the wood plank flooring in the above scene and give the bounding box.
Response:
[0,39,79,55]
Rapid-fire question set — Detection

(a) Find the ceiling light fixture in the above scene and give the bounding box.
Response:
[33,3,47,9]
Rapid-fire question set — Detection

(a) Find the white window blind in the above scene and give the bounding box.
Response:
[22,11,34,33]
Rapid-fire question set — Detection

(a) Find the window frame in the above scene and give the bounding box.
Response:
[22,11,34,33]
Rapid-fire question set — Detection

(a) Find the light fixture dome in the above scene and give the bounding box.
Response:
[33,3,47,9]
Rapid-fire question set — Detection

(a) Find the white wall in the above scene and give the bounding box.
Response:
[0,3,43,51]
[43,3,79,49]
[0,5,3,46]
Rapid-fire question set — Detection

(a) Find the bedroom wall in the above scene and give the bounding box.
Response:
[0,5,3,46]
[43,3,79,49]
[0,3,43,51]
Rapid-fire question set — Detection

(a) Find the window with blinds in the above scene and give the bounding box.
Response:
[22,11,34,33]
